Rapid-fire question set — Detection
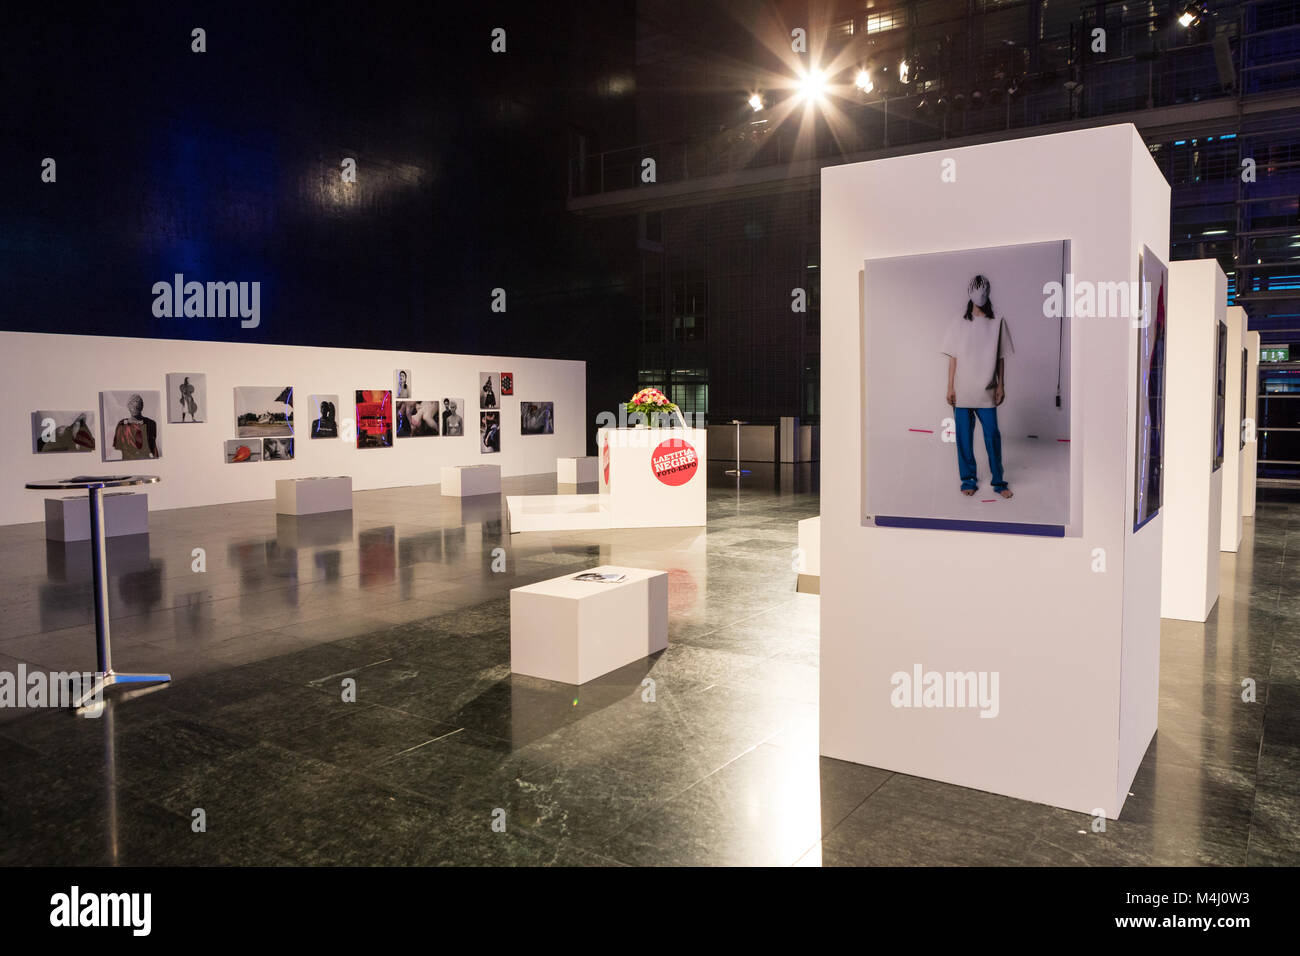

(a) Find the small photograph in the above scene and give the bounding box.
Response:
[520,401,554,435]
[33,410,96,453]
[396,400,440,437]
[480,411,501,454]
[500,372,514,396]
[224,439,261,464]
[479,373,499,408]
[263,437,294,461]
[166,373,206,423]
[356,390,393,448]
[100,390,162,461]
[235,386,294,438]
[395,369,412,399]
[310,394,340,438]
[573,572,627,584]
[441,398,465,436]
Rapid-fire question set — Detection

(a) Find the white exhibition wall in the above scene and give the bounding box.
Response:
[1161,260,1224,622]
[4,331,585,526]
[820,124,1168,817]
[1244,331,1260,517]
[1220,307,1246,551]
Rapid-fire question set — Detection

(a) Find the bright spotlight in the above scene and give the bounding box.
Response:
[1178,3,1203,26]
[854,69,873,93]
[799,68,828,101]
[748,92,764,111]
[899,58,912,84]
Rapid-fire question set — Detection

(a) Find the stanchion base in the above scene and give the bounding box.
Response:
[74,670,172,715]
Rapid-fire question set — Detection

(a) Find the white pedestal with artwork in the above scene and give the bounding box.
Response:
[1220,306,1246,552]
[441,464,501,498]
[507,428,705,532]
[1243,331,1260,517]
[45,492,148,542]
[820,124,1167,818]
[509,566,669,684]
[796,516,820,594]
[557,456,598,484]
[1160,261,1224,622]
[275,476,352,515]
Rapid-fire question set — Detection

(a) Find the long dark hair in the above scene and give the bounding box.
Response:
[963,297,996,321]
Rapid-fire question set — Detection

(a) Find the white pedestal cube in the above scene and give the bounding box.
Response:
[819,124,1167,818]
[275,476,353,515]
[1221,306,1246,552]
[45,492,148,542]
[441,464,501,497]
[797,515,820,594]
[597,427,706,528]
[510,566,668,684]
[1161,260,1224,622]
[1243,331,1260,518]
[557,456,598,484]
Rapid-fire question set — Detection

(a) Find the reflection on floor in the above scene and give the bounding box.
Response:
[0,463,1295,865]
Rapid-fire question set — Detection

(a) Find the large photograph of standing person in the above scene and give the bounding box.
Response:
[479,373,498,408]
[862,240,1071,536]
[1133,246,1168,532]
[440,398,465,436]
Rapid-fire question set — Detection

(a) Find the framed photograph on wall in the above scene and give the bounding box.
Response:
[500,372,514,396]
[396,400,440,437]
[440,398,465,436]
[224,439,261,463]
[395,369,412,399]
[1240,348,1248,451]
[862,240,1072,536]
[480,411,501,453]
[263,437,294,461]
[100,390,162,461]
[1133,246,1169,531]
[356,390,393,448]
[165,373,206,423]
[520,401,554,435]
[309,394,340,438]
[1212,320,1227,472]
[33,410,96,453]
[235,386,293,438]
[479,373,499,408]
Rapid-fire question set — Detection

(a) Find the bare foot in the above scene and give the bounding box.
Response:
[999,488,1013,499]
[961,488,975,496]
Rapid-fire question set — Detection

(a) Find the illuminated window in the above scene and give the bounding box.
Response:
[866,12,901,34]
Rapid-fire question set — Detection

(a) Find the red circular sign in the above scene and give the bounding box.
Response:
[651,439,699,486]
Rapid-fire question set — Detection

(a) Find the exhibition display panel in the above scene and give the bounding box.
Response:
[1159,260,1225,622]
[2,331,584,525]
[796,516,820,594]
[1220,307,1247,552]
[819,124,1167,817]
[1243,331,1261,517]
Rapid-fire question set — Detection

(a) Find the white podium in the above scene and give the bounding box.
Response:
[1243,331,1260,518]
[510,566,668,684]
[1160,260,1224,622]
[507,427,706,532]
[276,476,353,515]
[45,492,148,542]
[441,464,501,498]
[1221,306,1246,552]
[557,456,598,484]
[819,124,1166,818]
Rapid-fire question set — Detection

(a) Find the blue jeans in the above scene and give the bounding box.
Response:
[954,407,1007,491]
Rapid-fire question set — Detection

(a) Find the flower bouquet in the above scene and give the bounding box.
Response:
[626,387,680,427]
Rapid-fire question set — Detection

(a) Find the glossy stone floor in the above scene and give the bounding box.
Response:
[0,465,1296,866]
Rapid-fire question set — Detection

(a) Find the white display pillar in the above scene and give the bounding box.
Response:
[1221,306,1246,552]
[1243,331,1260,517]
[597,427,706,528]
[1161,261,1224,622]
[820,124,1167,817]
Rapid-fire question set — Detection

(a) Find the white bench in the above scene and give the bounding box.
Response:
[510,565,668,684]
[441,464,501,497]
[276,476,353,515]
[45,492,149,542]
[557,456,598,484]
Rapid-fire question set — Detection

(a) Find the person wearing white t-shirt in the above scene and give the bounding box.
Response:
[940,275,1014,498]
